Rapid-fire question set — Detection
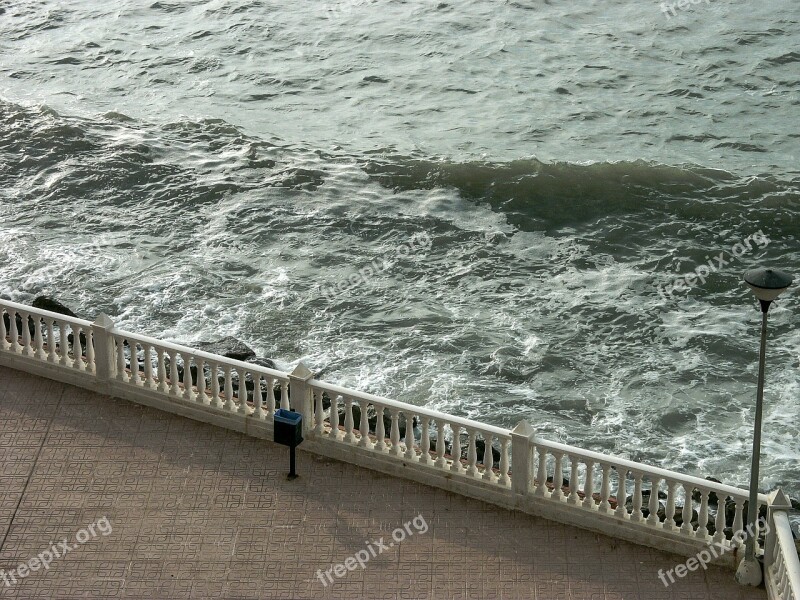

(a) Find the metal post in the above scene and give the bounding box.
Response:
[744,308,768,559]
[737,301,771,586]
[289,445,298,480]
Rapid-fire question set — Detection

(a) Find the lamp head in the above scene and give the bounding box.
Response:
[743,267,793,311]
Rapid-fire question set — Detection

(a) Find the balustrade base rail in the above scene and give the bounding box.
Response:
[1,299,798,596]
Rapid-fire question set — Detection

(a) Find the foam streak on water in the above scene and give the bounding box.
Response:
[0,0,798,497]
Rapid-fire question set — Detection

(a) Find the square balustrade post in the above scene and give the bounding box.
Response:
[289,362,315,435]
[91,313,116,392]
[511,420,535,496]
[765,488,792,566]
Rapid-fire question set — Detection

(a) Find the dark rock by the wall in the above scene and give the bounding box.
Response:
[194,337,256,361]
[32,296,78,318]
[691,477,723,506]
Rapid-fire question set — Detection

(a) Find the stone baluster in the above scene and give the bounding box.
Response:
[157,347,168,392]
[482,434,494,482]
[631,472,643,521]
[182,355,195,402]
[534,446,548,497]
[72,325,84,370]
[599,463,611,512]
[116,338,127,382]
[129,342,140,385]
[21,311,32,356]
[223,365,235,410]
[46,319,56,362]
[551,452,564,500]
[696,489,710,540]
[465,428,478,477]
[237,368,248,414]
[714,494,727,544]
[280,381,289,410]
[375,405,386,451]
[195,358,206,403]
[664,480,677,531]
[582,460,595,509]
[343,397,355,444]
[615,468,628,517]
[404,413,416,460]
[86,330,95,371]
[420,417,431,465]
[57,321,68,365]
[499,439,510,486]
[450,424,462,473]
[0,308,8,351]
[732,498,745,546]
[33,317,44,359]
[208,362,217,408]
[681,485,694,534]
[266,377,276,415]
[647,477,661,526]
[328,395,340,440]
[209,363,222,407]
[169,350,180,397]
[434,420,445,467]
[9,311,21,353]
[313,389,323,431]
[358,401,372,448]
[568,455,580,504]
[252,373,264,416]
[389,409,401,455]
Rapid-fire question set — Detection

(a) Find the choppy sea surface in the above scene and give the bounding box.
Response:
[0,0,798,497]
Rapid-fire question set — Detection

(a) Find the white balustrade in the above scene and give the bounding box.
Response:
[1,298,775,570]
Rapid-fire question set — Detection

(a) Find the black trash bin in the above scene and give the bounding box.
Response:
[274,409,303,479]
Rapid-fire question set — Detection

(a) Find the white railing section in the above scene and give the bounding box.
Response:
[0,299,95,374]
[0,298,791,571]
[308,379,512,488]
[526,435,766,551]
[109,328,290,418]
[765,490,800,600]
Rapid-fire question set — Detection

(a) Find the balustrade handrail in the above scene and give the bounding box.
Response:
[309,378,511,438]
[0,298,93,327]
[773,511,800,595]
[110,327,289,380]
[535,437,766,502]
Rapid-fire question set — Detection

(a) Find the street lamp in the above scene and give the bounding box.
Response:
[735,267,793,587]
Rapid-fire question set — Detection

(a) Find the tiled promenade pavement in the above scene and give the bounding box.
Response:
[0,366,766,600]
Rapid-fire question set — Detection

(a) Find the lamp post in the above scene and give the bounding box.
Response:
[735,267,793,587]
